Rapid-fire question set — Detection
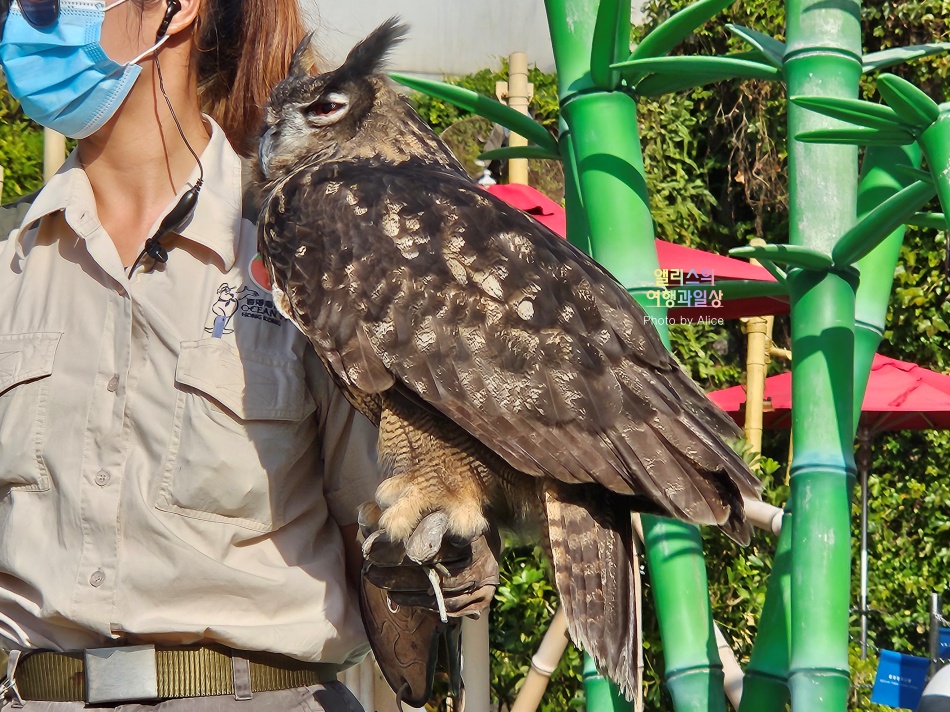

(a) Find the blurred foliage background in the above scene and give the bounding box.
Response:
[3,1,950,709]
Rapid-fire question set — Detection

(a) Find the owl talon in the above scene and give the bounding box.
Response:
[406,512,450,564]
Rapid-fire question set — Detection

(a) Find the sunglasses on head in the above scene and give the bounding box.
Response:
[1,0,60,27]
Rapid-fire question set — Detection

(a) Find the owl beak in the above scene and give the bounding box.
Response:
[259,126,277,179]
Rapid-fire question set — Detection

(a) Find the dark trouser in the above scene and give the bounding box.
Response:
[3,683,364,712]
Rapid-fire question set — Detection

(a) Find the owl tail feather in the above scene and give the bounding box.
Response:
[542,481,641,700]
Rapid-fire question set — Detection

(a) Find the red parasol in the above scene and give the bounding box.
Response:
[708,354,950,433]
[486,183,789,321]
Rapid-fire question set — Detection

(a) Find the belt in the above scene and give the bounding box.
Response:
[11,645,339,703]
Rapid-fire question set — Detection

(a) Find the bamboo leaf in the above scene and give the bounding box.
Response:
[729,244,833,270]
[832,180,936,265]
[753,258,788,286]
[863,43,950,73]
[634,65,778,96]
[478,146,562,162]
[390,74,560,155]
[725,24,785,68]
[613,56,781,88]
[634,72,738,96]
[877,74,940,127]
[908,212,948,230]
[729,49,776,64]
[591,0,625,89]
[892,165,934,184]
[796,128,916,146]
[629,0,736,61]
[791,97,907,131]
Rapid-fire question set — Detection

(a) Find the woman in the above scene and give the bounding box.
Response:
[0,0,378,710]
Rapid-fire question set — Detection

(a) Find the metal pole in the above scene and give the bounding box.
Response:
[930,594,943,679]
[743,316,769,453]
[742,240,773,455]
[857,427,873,660]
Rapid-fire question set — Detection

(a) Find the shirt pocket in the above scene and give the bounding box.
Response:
[157,338,318,532]
[0,332,61,494]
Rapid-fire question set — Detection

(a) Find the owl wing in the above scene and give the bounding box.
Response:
[260,161,759,535]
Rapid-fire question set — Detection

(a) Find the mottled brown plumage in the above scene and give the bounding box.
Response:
[253,18,761,700]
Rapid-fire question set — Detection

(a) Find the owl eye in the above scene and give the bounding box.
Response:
[306,92,350,125]
[313,102,342,115]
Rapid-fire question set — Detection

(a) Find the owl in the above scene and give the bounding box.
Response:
[253,18,761,704]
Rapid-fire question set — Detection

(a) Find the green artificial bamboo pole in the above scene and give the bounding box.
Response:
[784,0,862,709]
[737,512,792,712]
[739,5,862,709]
[545,1,725,709]
[583,654,636,711]
[853,144,922,417]
[785,269,857,712]
[920,110,950,234]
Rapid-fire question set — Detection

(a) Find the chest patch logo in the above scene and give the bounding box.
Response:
[205,282,283,337]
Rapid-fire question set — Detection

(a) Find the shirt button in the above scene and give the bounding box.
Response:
[89,570,105,587]
[107,375,119,392]
[95,470,110,487]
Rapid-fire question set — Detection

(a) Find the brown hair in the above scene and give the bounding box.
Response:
[137,0,309,156]
[196,0,308,156]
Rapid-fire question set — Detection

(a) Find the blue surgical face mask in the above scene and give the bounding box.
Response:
[0,0,168,139]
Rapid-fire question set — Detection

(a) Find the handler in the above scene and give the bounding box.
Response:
[0,0,379,710]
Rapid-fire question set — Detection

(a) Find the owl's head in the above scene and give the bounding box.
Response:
[257,18,409,182]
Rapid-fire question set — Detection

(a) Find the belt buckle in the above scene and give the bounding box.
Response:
[84,645,159,705]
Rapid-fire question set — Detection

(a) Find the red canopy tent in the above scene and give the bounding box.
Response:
[708,354,950,432]
[486,183,789,321]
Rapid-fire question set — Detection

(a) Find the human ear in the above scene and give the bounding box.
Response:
[156,0,200,38]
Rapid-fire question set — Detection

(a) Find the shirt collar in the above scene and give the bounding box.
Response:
[175,118,244,271]
[18,117,245,272]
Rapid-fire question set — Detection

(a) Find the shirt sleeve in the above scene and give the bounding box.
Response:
[305,348,381,527]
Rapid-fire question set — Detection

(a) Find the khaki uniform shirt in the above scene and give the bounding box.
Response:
[0,119,379,666]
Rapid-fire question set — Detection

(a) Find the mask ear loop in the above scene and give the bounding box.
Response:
[100,0,172,65]
[129,33,169,64]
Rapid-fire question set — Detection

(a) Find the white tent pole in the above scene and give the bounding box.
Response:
[44,128,66,181]
[509,607,571,712]
[462,615,491,711]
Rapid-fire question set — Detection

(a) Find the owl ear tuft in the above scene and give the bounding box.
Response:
[289,31,319,79]
[339,16,408,80]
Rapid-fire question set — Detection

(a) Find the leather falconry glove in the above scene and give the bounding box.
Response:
[357,506,501,709]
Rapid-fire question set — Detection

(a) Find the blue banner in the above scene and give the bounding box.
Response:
[871,650,931,710]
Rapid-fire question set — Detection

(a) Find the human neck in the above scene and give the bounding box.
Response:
[77,59,210,266]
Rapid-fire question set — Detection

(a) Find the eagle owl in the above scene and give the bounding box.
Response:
[254,18,761,703]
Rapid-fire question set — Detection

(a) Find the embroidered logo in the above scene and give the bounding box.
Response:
[206,284,258,337]
[205,282,284,337]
